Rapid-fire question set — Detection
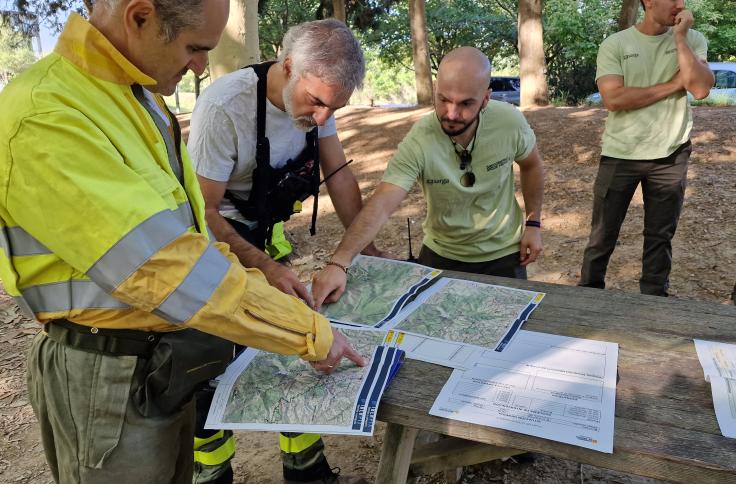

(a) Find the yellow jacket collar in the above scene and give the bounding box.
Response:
[54,13,157,87]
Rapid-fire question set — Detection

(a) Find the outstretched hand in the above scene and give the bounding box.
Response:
[260,258,314,307]
[311,264,348,311]
[310,327,367,375]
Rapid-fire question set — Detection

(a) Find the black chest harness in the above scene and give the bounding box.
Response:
[224,61,320,250]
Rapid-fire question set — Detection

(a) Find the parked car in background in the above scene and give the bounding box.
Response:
[489,76,521,105]
[585,61,736,106]
[704,62,736,105]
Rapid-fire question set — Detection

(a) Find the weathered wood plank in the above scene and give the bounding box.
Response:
[530,304,736,341]
[377,404,736,483]
[408,438,523,477]
[376,423,419,484]
[522,319,702,355]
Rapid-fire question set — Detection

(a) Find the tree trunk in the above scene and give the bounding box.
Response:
[332,0,346,22]
[209,0,260,81]
[618,0,640,31]
[408,0,433,105]
[518,0,548,107]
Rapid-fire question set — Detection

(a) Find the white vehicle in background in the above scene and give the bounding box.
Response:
[703,62,736,105]
[585,61,736,106]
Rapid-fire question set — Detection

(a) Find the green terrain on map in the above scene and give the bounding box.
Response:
[393,279,538,348]
[321,256,436,326]
[221,329,387,426]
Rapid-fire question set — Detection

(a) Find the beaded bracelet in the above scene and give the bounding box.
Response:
[326,261,349,273]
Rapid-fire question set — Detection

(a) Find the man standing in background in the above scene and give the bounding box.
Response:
[579,0,713,296]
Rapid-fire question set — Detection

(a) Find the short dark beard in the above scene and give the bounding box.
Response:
[438,104,484,137]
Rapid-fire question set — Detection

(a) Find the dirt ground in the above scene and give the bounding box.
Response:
[1,105,734,483]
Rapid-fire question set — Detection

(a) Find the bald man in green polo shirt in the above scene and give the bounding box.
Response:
[311,47,545,309]
[579,0,713,296]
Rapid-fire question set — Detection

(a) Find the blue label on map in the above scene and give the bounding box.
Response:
[362,347,399,432]
[495,301,540,352]
[352,346,384,430]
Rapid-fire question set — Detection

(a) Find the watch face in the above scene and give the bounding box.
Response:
[460,171,476,188]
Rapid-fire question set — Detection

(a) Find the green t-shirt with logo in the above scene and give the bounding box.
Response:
[597,26,707,160]
[382,101,536,263]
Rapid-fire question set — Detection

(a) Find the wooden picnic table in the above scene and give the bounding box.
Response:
[375,271,736,483]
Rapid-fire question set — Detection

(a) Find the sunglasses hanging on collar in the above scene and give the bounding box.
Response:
[451,136,477,188]
[458,150,475,187]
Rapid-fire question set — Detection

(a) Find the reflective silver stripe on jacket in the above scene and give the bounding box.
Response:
[21,279,130,313]
[87,207,191,292]
[0,203,193,259]
[153,243,231,324]
[0,226,51,256]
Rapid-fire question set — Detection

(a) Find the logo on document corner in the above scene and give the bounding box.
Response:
[576,435,598,444]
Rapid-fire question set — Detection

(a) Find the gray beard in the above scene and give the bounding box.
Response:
[283,78,317,132]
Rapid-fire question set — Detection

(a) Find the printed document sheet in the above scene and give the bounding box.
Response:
[206,327,403,435]
[694,339,736,438]
[430,330,618,453]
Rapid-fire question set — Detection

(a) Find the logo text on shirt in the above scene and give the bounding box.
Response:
[486,158,512,172]
[426,178,449,185]
[622,53,639,60]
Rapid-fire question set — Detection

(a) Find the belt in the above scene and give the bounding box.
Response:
[44,319,161,357]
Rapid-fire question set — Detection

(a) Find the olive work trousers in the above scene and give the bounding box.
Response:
[579,142,691,296]
[417,246,527,280]
[27,332,196,484]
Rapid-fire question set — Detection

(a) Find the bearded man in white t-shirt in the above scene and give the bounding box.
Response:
[188,19,375,484]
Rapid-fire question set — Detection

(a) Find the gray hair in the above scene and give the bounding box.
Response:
[94,0,205,42]
[278,19,365,94]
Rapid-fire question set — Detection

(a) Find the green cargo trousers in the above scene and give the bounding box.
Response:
[579,141,691,296]
[27,332,196,484]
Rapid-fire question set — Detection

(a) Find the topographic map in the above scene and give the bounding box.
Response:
[392,278,541,349]
[210,328,390,432]
[320,255,439,327]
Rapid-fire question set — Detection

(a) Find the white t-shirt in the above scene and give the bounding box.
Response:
[187,67,337,221]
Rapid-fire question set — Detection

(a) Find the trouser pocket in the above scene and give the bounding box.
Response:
[81,352,138,468]
[592,156,618,199]
[133,329,234,418]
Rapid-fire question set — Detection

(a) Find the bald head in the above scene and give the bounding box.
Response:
[434,47,491,138]
[437,47,491,92]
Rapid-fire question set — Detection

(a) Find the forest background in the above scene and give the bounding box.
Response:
[2,0,735,109]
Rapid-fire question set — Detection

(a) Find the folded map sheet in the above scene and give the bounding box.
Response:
[384,278,545,368]
[205,327,403,435]
[319,255,441,327]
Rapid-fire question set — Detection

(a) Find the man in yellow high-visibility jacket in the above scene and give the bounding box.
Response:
[0,1,363,483]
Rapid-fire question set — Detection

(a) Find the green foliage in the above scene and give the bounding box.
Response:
[0,26,36,85]
[257,0,398,60]
[689,0,736,61]
[258,0,320,59]
[543,0,618,104]
[365,0,516,73]
[1,0,87,35]
[351,47,416,105]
